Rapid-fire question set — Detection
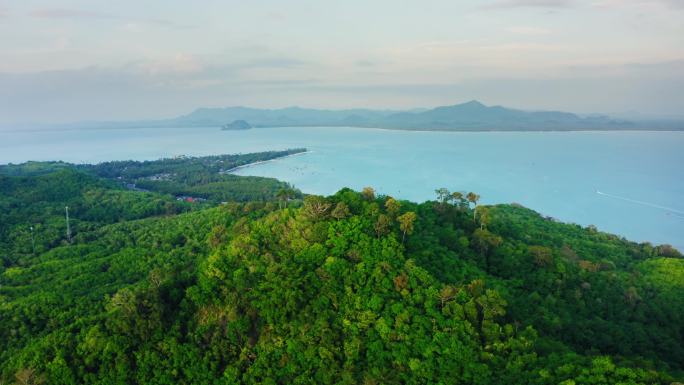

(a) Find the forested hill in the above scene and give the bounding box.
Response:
[0,163,683,384]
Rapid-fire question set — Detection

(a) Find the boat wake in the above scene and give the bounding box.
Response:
[596,190,684,216]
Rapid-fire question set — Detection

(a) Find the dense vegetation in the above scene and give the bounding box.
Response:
[0,151,302,269]
[0,162,682,384]
[0,168,189,268]
[80,149,305,203]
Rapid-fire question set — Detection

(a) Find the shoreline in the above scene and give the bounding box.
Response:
[223,150,310,173]
[250,125,684,134]
[3,124,684,134]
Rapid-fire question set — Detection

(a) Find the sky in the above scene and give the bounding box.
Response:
[0,0,683,125]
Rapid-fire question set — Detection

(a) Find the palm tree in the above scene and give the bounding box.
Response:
[397,211,417,243]
[384,197,401,218]
[466,192,480,220]
[451,191,464,208]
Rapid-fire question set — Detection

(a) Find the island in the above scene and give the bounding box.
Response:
[221,119,252,130]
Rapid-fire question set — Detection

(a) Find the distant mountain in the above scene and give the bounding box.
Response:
[66,100,684,131]
[378,100,632,131]
[169,100,634,131]
[172,106,397,128]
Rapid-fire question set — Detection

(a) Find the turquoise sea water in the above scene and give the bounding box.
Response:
[1,126,682,250]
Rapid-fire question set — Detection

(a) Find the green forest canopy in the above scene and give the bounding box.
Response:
[0,155,682,384]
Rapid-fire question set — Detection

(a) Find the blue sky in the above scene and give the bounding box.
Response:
[0,0,683,124]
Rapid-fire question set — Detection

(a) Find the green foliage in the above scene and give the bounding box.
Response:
[0,169,189,267]
[0,174,682,384]
[81,149,306,203]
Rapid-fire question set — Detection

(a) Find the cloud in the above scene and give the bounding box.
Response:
[484,0,575,9]
[30,8,113,19]
[0,63,325,124]
[507,26,552,34]
[28,8,193,29]
[592,0,684,9]
[662,0,684,8]
[1,58,683,125]
[142,18,194,29]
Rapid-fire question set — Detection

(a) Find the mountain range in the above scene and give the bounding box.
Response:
[168,100,633,131]
[66,100,684,131]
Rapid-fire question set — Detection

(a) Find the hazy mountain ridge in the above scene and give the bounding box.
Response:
[173,100,634,131]
[174,106,398,128]
[51,100,684,131]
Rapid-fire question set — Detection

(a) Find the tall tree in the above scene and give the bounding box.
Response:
[435,188,451,204]
[385,197,401,218]
[451,191,465,208]
[475,206,490,230]
[466,192,480,220]
[397,211,417,243]
[276,188,289,209]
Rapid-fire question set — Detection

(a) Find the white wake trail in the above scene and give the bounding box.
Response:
[596,190,684,216]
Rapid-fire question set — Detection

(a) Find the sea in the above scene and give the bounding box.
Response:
[1,125,682,250]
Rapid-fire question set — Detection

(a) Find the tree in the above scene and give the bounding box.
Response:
[14,368,45,385]
[435,188,451,204]
[528,245,553,268]
[438,285,457,308]
[384,197,401,218]
[475,206,490,230]
[472,228,502,268]
[374,214,392,238]
[451,191,465,209]
[361,186,376,201]
[276,188,291,209]
[303,196,331,220]
[331,201,351,220]
[208,224,228,248]
[657,244,682,258]
[397,211,417,243]
[466,192,480,220]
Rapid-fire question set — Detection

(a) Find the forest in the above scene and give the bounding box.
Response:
[0,155,682,384]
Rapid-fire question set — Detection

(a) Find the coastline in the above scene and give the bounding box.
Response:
[249,124,684,133]
[223,150,310,174]
[4,122,683,133]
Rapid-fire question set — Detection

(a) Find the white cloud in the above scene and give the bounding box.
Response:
[508,26,552,34]
[29,8,112,19]
[592,0,684,9]
[28,8,193,28]
[0,1,681,122]
[484,0,575,9]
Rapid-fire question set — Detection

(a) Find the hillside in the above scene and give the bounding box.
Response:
[0,164,682,384]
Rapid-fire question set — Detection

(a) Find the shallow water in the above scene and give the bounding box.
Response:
[1,126,682,250]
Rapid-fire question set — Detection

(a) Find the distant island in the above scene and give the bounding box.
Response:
[221,119,252,130]
[62,100,684,132]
